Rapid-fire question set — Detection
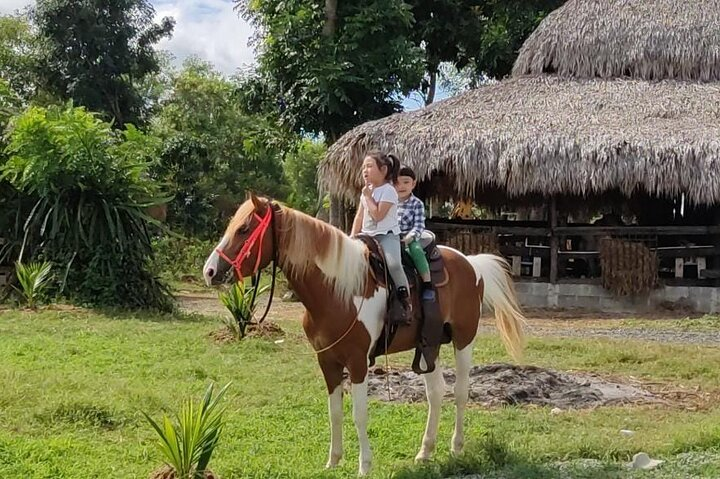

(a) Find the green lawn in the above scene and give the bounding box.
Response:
[619,314,720,332]
[1,306,719,478]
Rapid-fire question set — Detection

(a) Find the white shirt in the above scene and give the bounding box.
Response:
[360,183,400,236]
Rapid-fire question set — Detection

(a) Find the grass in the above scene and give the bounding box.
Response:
[619,314,720,332]
[0,306,719,478]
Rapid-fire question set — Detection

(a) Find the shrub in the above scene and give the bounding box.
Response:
[13,260,52,308]
[144,382,230,479]
[2,105,173,310]
[282,139,325,215]
[218,281,270,340]
[151,235,216,284]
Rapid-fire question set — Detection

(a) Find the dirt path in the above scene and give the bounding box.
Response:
[179,291,720,346]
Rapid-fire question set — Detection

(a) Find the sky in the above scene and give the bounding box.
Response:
[1,0,439,110]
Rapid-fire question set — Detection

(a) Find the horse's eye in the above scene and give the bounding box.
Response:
[237,224,250,235]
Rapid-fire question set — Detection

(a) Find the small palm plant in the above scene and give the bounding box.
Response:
[13,260,53,308]
[144,382,231,479]
[218,281,270,340]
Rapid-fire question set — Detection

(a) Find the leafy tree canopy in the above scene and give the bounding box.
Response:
[31,0,175,127]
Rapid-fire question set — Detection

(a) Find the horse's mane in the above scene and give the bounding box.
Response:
[277,205,368,304]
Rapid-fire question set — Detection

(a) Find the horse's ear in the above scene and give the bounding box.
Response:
[249,191,265,211]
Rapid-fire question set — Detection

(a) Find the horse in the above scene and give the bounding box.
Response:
[202,193,526,476]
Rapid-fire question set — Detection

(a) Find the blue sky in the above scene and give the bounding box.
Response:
[2,0,443,111]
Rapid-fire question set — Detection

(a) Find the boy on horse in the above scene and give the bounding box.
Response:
[395,166,436,302]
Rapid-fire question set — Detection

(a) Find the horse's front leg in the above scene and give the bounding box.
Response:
[319,357,345,469]
[348,357,372,475]
[415,357,445,462]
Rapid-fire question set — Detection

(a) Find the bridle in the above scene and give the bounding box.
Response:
[214,200,363,356]
[215,202,279,324]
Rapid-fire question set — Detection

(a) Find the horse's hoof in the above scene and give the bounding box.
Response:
[326,454,342,469]
[451,441,464,456]
[414,452,431,463]
[358,460,372,476]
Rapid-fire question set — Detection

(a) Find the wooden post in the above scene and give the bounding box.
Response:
[329,195,342,228]
[549,196,559,283]
[511,256,522,277]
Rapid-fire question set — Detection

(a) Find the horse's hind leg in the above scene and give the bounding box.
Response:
[415,357,445,462]
[452,341,474,456]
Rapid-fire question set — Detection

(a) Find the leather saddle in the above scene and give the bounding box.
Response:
[355,234,451,374]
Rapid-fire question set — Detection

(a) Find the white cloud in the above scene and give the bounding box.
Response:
[0,0,32,15]
[154,0,256,76]
[1,0,257,76]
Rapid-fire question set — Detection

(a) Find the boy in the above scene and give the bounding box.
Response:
[396,166,436,301]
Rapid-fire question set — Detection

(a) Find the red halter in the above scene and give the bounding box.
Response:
[215,206,274,282]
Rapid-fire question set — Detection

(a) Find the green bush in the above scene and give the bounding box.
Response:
[13,260,53,308]
[144,382,229,479]
[151,235,217,284]
[1,104,173,310]
[218,281,270,340]
[282,139,326,215]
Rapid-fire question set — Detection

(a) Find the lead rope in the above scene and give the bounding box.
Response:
[383,264,392,402]
[312,295,365,355]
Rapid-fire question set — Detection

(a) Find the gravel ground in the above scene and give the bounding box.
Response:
[447,451,720,478]
[479,323,720,346]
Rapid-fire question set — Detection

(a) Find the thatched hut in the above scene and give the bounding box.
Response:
[318,0,720,312]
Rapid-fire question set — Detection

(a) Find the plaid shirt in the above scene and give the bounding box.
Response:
[397,194,425,240]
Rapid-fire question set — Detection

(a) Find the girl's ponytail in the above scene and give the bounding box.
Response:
[366,150,401,183]
[387,153,401,184]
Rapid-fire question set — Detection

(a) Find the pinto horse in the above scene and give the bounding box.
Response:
[203,194,526,476]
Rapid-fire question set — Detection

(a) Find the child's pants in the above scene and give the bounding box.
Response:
[405,230,435,277]
[375,233,409,290]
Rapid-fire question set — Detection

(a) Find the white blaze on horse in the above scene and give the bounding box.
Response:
[203,193,526,476]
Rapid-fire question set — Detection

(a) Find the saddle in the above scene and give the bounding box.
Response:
[355,234,451,374]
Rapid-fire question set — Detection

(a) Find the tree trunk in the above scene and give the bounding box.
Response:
[322,0,338,37]
[329,196,342,227]
[425,69,437,105]
[322,0,342,228]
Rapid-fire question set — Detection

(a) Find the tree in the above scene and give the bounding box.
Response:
[235,0,425,228]
[31,0,175,127]
[0,78,26,265]
[152,58,293,237]
[283,139,326,215]
[0,15,40,101]
[236,0,424,141]
[409,0,565,104]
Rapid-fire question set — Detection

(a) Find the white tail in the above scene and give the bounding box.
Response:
[465,254,526,361]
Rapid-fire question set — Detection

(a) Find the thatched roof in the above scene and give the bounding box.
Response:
[512,0,720,82]
[320,75,720,205]
[319,0,720,207]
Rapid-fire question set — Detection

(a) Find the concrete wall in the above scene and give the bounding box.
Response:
[515,281,720,314]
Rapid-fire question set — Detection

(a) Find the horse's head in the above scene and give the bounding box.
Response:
[203,192,277,286]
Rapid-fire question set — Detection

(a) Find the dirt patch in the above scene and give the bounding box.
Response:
[364,363,659,409]
[149,465,217,479]
[246,321,284,339]
[209,321,285,343]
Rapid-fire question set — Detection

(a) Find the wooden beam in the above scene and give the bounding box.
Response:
[549,196,559,283]
[427,220,720,237]
[427,222,550,236]
[554,225,720,236]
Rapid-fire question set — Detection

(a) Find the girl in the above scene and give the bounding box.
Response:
[351,151,412,321]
